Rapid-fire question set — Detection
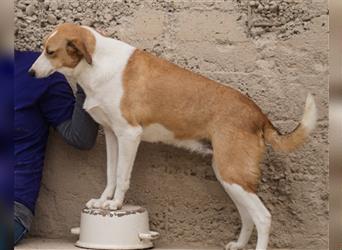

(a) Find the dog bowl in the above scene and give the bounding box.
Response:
[71,205,159,249]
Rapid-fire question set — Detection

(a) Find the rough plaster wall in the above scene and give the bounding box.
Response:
[15,0,328,248]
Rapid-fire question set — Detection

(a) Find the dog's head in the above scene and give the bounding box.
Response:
[29,23,95,78]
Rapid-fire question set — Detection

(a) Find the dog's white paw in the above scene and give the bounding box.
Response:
[101,199,123,210]
[225,241,244,250]
[85,198,106,209]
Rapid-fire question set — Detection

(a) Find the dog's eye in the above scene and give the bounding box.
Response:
[46,49,55,56]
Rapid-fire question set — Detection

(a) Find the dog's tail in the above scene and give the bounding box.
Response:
[263,94,317,153]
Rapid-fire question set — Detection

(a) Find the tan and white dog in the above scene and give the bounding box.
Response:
[29,23,317,250]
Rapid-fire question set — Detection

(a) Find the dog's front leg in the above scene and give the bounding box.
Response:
[86,129,118,209]
[102,126,142,210]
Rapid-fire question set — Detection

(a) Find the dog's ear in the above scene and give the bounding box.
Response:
[66,38,92,65]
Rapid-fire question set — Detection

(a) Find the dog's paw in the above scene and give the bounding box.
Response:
[101,199,123,210]
[85,198,106,209]
[225,241,244,250]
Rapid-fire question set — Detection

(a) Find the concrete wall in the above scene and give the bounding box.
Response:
[15,0,328,248]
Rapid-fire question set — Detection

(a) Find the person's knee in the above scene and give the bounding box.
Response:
[14,219,28,245]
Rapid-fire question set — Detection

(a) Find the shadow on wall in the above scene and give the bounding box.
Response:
[30,132,238,247]
[30,120,327,248]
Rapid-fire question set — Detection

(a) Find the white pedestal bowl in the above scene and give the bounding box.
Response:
[71,205,159,250]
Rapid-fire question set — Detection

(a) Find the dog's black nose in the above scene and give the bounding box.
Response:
[28,69,36,77]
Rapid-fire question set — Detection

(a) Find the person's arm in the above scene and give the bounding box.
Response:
[39,74,98,150]
[56,85,99,150]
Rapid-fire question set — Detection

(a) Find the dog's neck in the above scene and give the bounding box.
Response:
[70,28,135,98]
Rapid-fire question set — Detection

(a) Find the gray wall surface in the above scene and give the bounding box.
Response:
[15,0,328,248]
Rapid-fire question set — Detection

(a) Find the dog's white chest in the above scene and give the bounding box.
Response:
[83,98,114,129]
[87,106,112,129]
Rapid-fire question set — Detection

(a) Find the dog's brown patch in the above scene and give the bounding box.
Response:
[121,50,272,192]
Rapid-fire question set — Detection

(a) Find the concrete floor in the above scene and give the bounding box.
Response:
[15,238,297,250]
[15,238,221,250]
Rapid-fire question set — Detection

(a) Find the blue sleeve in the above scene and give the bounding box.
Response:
[39,74,75,128]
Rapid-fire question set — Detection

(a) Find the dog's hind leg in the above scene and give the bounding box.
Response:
[86,129,118,209]
[223,183,271,250]
[212,131,270,250]
[223,192,254,250]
